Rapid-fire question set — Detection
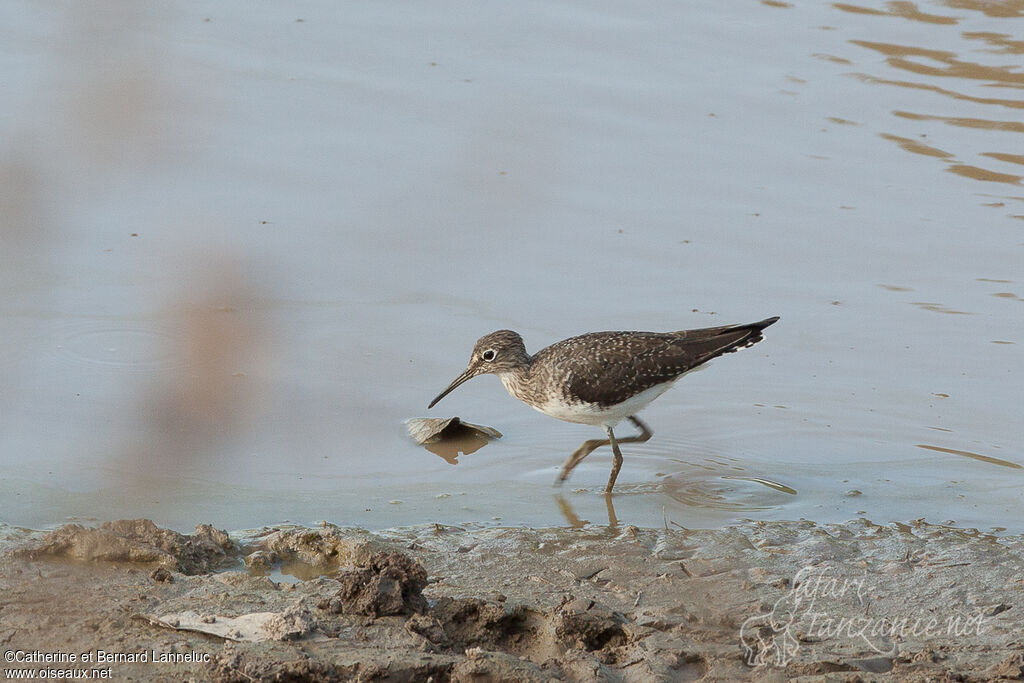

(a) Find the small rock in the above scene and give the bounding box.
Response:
[244,550,278,573]
[849,656,894,673]
[405,613,449,645]
[260,604,315,641]
[987,603,1012,617]
[149,567,173,583]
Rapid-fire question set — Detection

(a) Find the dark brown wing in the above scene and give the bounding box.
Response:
[537,317,778,408]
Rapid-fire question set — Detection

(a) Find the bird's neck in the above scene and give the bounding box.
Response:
[496,361,536,405]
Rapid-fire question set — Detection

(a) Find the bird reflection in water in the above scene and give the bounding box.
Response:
[554,493,619,529]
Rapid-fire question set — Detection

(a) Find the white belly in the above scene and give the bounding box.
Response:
[532,382,676,428]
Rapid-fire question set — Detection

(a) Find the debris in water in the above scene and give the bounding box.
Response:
[405,417,502,445]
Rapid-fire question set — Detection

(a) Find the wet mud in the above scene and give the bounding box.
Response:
[1,518,1022,681]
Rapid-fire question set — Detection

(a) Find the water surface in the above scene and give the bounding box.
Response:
[1,0,1021,532]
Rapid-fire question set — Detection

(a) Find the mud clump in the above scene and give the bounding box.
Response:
[403,594,635,680]
[551,596,629,653]
[319,550,428,616]
[242,549,275,573]
[987,652,1024,679]
[13,519,236,574]
[210,650,341,683]
[452,648,550,682]
[253,524,388,572]
[259,603,316,641]
[405,612,451,645]
[149,566,173,583]
[425,597,541,653]
[417,594,630,654]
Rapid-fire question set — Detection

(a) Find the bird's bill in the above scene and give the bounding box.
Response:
[428,367,478,409]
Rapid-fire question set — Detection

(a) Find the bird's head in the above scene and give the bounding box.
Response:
[428,330,530,408]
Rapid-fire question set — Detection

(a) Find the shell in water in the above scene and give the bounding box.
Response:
[405,417,502,445]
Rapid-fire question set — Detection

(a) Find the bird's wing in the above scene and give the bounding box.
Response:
[546,320,775,408]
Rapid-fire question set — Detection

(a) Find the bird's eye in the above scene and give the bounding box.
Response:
[482,349,496,362]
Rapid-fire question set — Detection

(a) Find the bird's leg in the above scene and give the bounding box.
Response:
[555,438,608,487]
[620,416,653,444]
[553,416,653,489]
[605,415,653,493]
[605,426,623,493]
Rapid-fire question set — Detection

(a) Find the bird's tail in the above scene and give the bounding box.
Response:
[673,316,780,364]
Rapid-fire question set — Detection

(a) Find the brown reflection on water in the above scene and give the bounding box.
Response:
[878,278,1023,316]
[852,40,1024,84]
[854,73,1024,109]
[947,164,1021,184]
[834,3,888,17]
[423,434,494,465]
[916,444,1022,469]
[962,32,1024,54]
[838,1,1024,21]
[982,152,1024,166]
[943,0,1024,19]
[880,114,1024,184]
[879,133,952,158]
[911,301,973,314]
[837,5,1024,193]
[835,2,959,24]
[892,111,1024,133]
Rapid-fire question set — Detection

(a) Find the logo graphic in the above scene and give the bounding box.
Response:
[739,565,988,668]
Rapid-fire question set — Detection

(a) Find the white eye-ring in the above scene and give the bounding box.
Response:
[482,349,496,362]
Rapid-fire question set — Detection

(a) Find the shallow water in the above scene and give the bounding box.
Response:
[1,0,1021,533]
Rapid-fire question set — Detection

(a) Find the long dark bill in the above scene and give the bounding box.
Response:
[427,367,478,409]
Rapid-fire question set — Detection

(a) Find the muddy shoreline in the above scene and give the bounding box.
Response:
[1,518,1022,682]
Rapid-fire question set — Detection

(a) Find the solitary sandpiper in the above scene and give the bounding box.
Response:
[428,316,779,493]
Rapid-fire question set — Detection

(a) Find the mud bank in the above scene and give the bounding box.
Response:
[1,518,1022,681]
